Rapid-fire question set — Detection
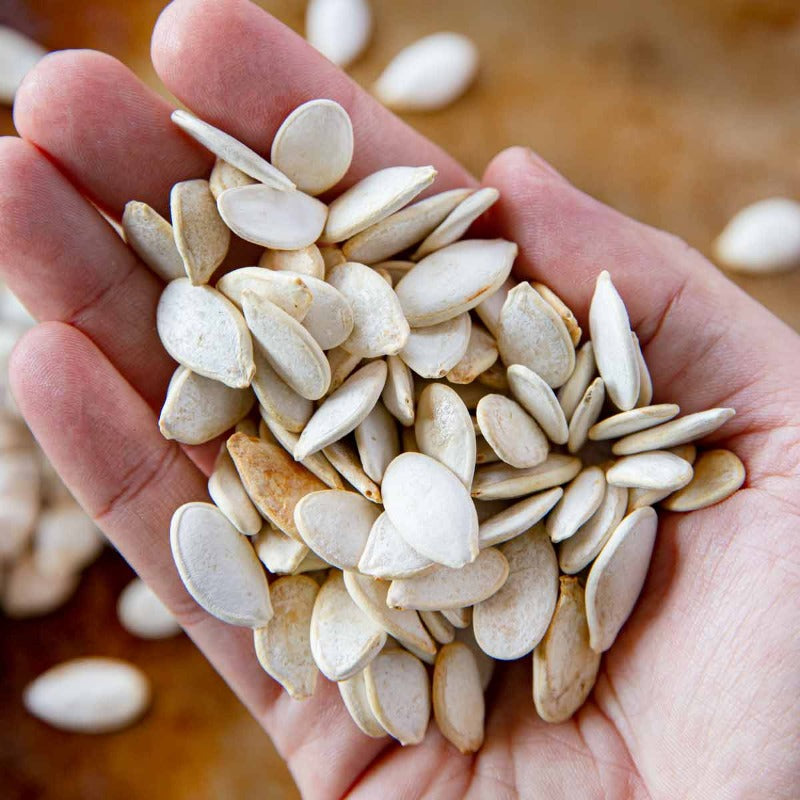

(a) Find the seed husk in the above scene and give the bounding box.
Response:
[631,332,653,407]
[497,283,575,389]
[227,433,327,540]
[170,502,273,628]
[305,0,372,68]
[559,483,628,574]
[607,451,694,491]
[117,579,180,640]
[339,670,387,738]
[259,244,325,280]
[216,267,313,321]
[589,403,680,441]
[413,187,499,260]
[32,501,103,577]
[443,607,472,629]
[323,440,383,504]
[294,360,387,460]
[327,261,410,357]
[585,506,658,652]
[661,449,745,511]
[478,487,563,548]
[158,365,254,445]
[446,323,498,385]
[343,188,473,264]
[208,442,263,535]
[357,512,435,580]
[472,453,582,500]
[474,278,513,338]
[253,575,319,700]
[611,408,736,455]
[319,244,347,270]
[382,354,415,426]
[532,283,581,347]
[171,179,230,285]
[171,109,294,190]
[364,648,430,746]
[279,272,354,350]
[310,571,386,681]
[2,554,79,618]
[476,394,549,469]
[355,401,400,483]
[546,466,607,543]
[253,350,314,433]
[323,166,437,242]
[375,259,415,284]
[557,341,596,421]
[156,278,255,388]
[383,451,479,568]
[532,577,600,723]
[475,435,501,465]
[327,347,363,393]
[254,524,309,574]
[415,383,476,489]
[433,642,485,754]
[122,201,185,282]
[208,158,256,199]
[242,290,330,401]
[271,99,354,196]
[505,363,569,445]
[567,377,605,454]
[420,610,455,644]
[400,313,472,379]
[396,239,517,327]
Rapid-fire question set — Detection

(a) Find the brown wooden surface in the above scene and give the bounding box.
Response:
[1,1,798,798]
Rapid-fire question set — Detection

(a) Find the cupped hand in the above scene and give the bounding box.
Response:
[1,1,798,797]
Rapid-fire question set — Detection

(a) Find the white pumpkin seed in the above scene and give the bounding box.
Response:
[323,166,436,242]
[323,440,383,503]
[156,279,255,388]
[589,403,680,440]
[122,201,185,282]
[218,184,327,250]
[497,283,575,389]
[339,670,387,738]
[626,444,696,510]
[443,607,472,629]
[171,109,294,190]
[254,524,309,574]
[545,466,606,543]
[305,0,372,68]
[400,313,471,379]
[253,575,319,699]
[611,408,736,455]
[23,658,150,734]
[585,507,658,652]
[355,401,400,482]
[557,341,596,421]
[567,377,605,454]
[0,26,46,104]
[374,32,479,112]
[159,365,254,445]
[327,261,410,357]
[170,502,272,627]
[294,552,330,575]
[208,158,256,199]
[382,354,415,426]
[217,266,313,320]
[319,244,347,270]
[413,187,499,260]
[33,502,104,577]
[446,323,498,385]
[2,554,78,618]
[295,360,387,459]
[310,571,386,681]
[327,347,363,392]
[396,239,517,327]
[420,610,455,644]
[607,451,693,491]
[473,527,559,660]
[253,349,314,433]
[117,578,181,640]
[472,453,582,500]
[357,512,434,580]
[474,277,513,338]
[631,332,653,407]
[476,394,549,469]
[533,577,600,723]
[661,449,745,511]
[532,283,582,347]
[271,99,354,195]
[478,487,563,549]
[259,244,325,279]
[507,364,569,445]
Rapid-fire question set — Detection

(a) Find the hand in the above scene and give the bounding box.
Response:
[2,1,798,797]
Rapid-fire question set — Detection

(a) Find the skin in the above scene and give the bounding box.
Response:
[1,1,798,797]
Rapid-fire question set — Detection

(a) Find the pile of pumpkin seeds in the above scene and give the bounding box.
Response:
[137,99,745,752]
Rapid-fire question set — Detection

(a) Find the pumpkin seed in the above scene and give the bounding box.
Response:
[443,607,472,629]
[472,453,582,500]
[557,341,596,421]
[32,502,103,577]
[661,449,745,511]
[0,26,46,104]
[122,201,185,282]
[327,347,363,393]
[117,578,180,640]
[208,158,256,199]
[611,408,736,455]
[253,350,314,433]
[254,524,309,574]
[507,364,569,445]
[446,323,498,385]
[631,332,653,407]
[399,313,472,379]
[323,440,383,503]
[216,267,313,320]
[607,451,694,491]
[208,443,263,535]
[478,487,563,548]
[476,394,549,469]
[567,377,605,454]
[474,278,513,338]
[433,642,485,754]
[305,0,372,68]
[382,354,415,426]
[338,670,387,738]
[420,610,455,644]
[280,272,354,350]
[475,435,501,465]
[532,283,581,347]
[355,401,400,483]
[259,244,325,280]
[589,403,680,441]
[357,512,434,580]
[319,244,347,270]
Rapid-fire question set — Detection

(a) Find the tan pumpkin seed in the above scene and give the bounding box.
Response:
[295,360,387,459]
[436,380,494,411]
[631,333,653,407]
[478,487,563,548]
[475,435,501,465]
[170,502,272,627]
[557,341,596,421]
[218,184,328,250]
[122,201,185,282]
[382,354,415,426]
[415,383,476,489]
[271,99,353,196]
[474,278,513,338]
[171,179,230,285]
[171,109,294,189]
[607,451,694,491]
[327,262,410,357]
[446,324,498,385]
[387,547,508,611]
[310,571,386,681]
[611,408,736,455]
[339,670,387,738]
[476,394,549,469]
[159,366,254,445]
[661,449,745,511]
[358,512,434,580]
[432,642,485,754]
[343,188,473,264]
[507,364,569,445]
[375,259,415,284]
[413,187,499,260]
[443,607,472,629]
[253,575,319,700]
[567,377,605,453]
[420,610,455,644]
[242,290,330,401]
[374,266,393,285]
[396,239,517,327]
[23,658,150,734]
[2,553,78,618]
[472,453,582,500]
[253,350,314,433]
[227,433,327,540]
[319,244,347,270]
[254,524,309,574]
[323,440,383,503]
[208,442,263,535]
[497,283,575,389]
[400,313,471,379]
[327,347,363,392]
[323,166,436,242]
[383,451,479,567]
[117,579,180,640]
[355,401,400,483]
[475,360,509,392]
[546,466,606,543]
[533,577,600,723]
[473,526,559,659]
[453,625,494,691]
[208,158,256,199]
[585,507,658,652]
[216,267,313,321]
[364,649,430,745]
[559,483,628,574]
[532,283,581,347]
[156,279,255,388]
[259,244,325,280]
[306,0,372,67]
[589,403,680,441]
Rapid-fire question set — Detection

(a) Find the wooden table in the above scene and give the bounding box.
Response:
[2,1,798,798]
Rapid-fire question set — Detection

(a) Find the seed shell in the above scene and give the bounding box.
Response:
[611,408,736,455]
[478,487,563,549]
[122,201,185,282]
[589,404,680,440]
[661,449,745,511]
[545,466,606,543]
[433,642,485,754]
[208,442,263,535]
[472,454,582,500]
[476,394,549,469]
[606,451,694,491]
[399,313,472,379]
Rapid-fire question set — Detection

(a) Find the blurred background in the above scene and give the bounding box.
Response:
[1,1,798,798]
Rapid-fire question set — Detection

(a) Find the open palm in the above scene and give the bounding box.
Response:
[1,1,798,797]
